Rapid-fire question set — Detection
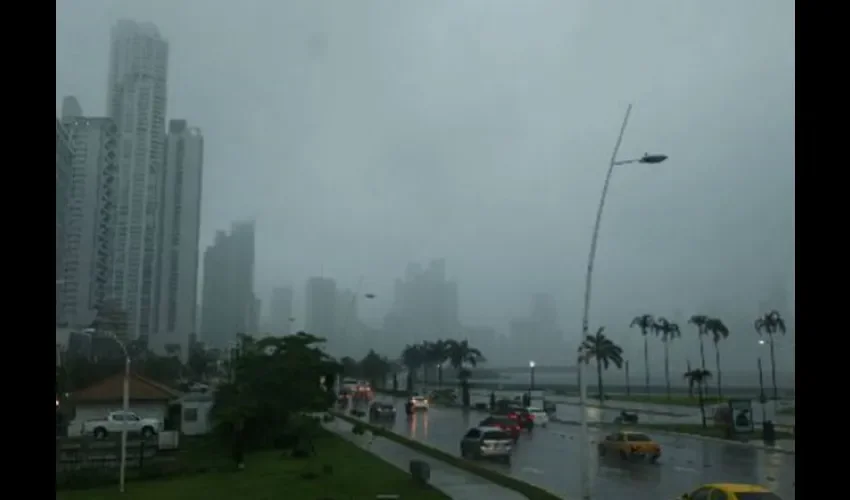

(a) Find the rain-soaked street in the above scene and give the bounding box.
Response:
[361,397,795,500]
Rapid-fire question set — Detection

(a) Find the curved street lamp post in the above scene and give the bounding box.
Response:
[578,103,669,499]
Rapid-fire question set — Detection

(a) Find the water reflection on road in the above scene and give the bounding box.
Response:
[363,398,794,500]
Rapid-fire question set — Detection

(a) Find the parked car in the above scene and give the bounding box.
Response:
[597,431,661,463]
[369,402,397,421]
[81,411,162,439]
[460,426,513,463]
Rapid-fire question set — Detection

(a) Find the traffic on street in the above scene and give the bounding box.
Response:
[362,396,794,500]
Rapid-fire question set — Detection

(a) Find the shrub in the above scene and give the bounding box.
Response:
[322,413,335,423]
[352,423,366,435]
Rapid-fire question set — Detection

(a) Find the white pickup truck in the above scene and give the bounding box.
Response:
[81,411,162,439]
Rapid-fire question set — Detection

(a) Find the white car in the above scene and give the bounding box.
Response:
[411,395,430,410]
[527,406,549,427]
[81,411,163,439]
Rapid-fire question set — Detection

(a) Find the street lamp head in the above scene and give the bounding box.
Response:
[758,339,766,345]
[529,361,536,368]
[364,293,376,299]
[640,153,668,164]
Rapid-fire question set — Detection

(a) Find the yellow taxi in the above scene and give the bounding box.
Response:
[679,483,782,499]
[597,430,661,462]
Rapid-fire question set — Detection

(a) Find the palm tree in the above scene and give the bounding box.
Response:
[401,344,425,392]
[359,350,391,389]
[705,317,730,399]
[683,368,712,427]
[653,318,681,400]
[579,327,624,401]
[425,340,449,388]
[444,339,485,407]
[688,315,710,373]
[754,310,786,400]
[629,314,655,395]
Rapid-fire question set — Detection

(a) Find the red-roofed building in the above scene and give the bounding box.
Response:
[68,373,182,437]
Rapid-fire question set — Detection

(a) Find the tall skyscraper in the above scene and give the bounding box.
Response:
[270,287,294,334]
[56,119,74,323]
[200,221,256,349]
[58,97,118,328]
[150,120,204,352]
[385,259,460,345]
[305,277,337,342]
[106,20,169,338]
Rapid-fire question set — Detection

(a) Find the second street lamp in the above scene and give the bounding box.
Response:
[577,103,670,500]
[529,360,536,392]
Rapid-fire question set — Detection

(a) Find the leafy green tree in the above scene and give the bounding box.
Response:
[683,368,712,427]
[705,317,730,398]
[210,332,335,451]
[444,339,485,407]
[359,350,391,389]
[653,317,681,400]
[579,327,624,400]
[629,314,655,395]
[401,344,425,392]
[754,310,786,401]
[425,340,449,387]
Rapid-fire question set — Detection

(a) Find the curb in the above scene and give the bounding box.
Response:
[549,418,796,455]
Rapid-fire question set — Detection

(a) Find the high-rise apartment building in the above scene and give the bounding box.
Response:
[56,119,74,322]
[106,20,169,338]
[385,259,460,344]
[150,120,203,352]
[58,97,118,328]
[200,221,255,349]
[270,287,294,334]
[305,277,337,343]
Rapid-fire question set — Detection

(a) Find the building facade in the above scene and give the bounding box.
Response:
[384,259,460,345]
[58,99,118,328]
[151,120,203,353]
[270,287,294,335]
[56,119,74,322]
[305,277,337,344]
[200,221,255,349]
[106,20,169,338]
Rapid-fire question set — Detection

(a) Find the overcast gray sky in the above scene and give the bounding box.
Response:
[57,0,795,368]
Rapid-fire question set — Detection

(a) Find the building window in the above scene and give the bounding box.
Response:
[183,407,198,422]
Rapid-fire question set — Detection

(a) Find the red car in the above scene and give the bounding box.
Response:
[495,406,534,430]
[479,416,521,441]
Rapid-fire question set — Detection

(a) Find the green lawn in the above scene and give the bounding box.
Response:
[57,433,449,500]
[620,423,794,441]
[605,394,727,407]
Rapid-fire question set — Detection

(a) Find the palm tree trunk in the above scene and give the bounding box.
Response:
[714,345,723,399]
[697,382,706,428]
[698,335,707,371]
[686,360,693,397]
[597,360,604,401]
[664,341,671,400]
[769,337,779,400]
[643,336,650,395]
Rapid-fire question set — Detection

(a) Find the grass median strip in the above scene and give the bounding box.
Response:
[58,429,449,500]
[331,411,562,500]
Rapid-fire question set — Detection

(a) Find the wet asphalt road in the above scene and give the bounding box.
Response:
[361,398,795,500]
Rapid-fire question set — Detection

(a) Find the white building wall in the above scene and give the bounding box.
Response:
[106,20,169,339]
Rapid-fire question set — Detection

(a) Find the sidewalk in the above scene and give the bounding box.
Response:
[324,418,527,500]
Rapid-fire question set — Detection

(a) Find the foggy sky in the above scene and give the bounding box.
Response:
[56,0,795,369]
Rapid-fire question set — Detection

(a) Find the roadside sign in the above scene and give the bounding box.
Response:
[728,399,755,434]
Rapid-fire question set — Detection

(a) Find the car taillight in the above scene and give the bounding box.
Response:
[508,413,518,419]
[528,414,535,420]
